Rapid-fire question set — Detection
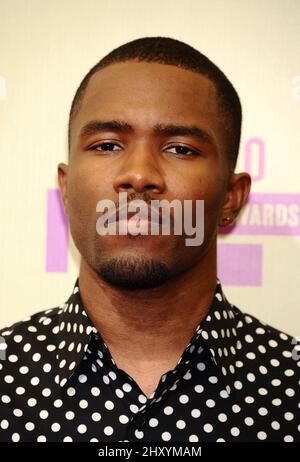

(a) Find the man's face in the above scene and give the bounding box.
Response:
[59,61,233,289]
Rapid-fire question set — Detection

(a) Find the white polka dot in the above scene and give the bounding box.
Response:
[53,399,63,408]
[257,431,267,440]
[43,363,52,373]
[197,362,206,371]
[272,379,281,387]
[0,420,9,430]
[258,407,268,416]
[179,394,189,404]
[67,387,76,396]
[218,413,227,422]
[79,399,88,409]
[189,434,199,442]
[258,387,268,396]
[161,431,171,441]
[115,388,124,398]
[27,398,37,407]
[105,400,114,410]
[245,417,254,426]
[138,394,147,404]
[271,421,280,430]
[194,385,204,393]
[130,404,139,414]
[119,415,129,424]
[37,435,47,442]
[259,366,268,375]
[4,375,14,384]
[231,427,240,437]
[91,387,100,396]
[203,423,213,433]
[176,420,186,429]
[19,366,29,374]
[164,406,174,415]
[247,373,256,382]
[285,388,295,397]
[42,388,51,397]
[149,418,159,427]
[234,381,243,390]
[39,410,48,419]
[284,369,294,377]
[12,433,20,442]
[77,424,87,434]
[51,423,61,432]
[25,422,35,431]
[30,377,40,386]
[122,383,132,392]
[206,399,215,408]
[191,409,201,418]
[16,387,25,395]
[133,429,143,439]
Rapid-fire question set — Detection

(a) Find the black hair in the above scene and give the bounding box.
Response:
[68,36,242,172]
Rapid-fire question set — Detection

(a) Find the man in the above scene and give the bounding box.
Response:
[0,36,299,442]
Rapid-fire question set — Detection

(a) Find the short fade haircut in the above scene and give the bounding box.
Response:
[68,36,242,173]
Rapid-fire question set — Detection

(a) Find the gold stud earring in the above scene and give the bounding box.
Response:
[221,216,232,225]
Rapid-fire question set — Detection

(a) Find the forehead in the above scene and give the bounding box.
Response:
[80,61,217,114]
[71,61,222,144]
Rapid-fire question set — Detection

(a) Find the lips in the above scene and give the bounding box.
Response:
[108,204,162,225]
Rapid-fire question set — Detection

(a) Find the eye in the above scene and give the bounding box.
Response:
[89,142,122,152]
[165,145,200,157]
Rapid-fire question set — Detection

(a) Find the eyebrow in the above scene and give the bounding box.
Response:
[78,119,215,146]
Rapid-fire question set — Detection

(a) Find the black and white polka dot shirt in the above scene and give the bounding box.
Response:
[0,278,299,442]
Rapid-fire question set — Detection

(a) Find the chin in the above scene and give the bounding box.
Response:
[94,255,171,290]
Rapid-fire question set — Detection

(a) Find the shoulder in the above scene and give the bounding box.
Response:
[231,304,300,381]
[0,305,62,340]
[0,306,62,373]
[233,305,296,349]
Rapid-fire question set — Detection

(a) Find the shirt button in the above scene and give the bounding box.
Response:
[131,413,146,429]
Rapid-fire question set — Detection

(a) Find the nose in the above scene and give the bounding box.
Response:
[113,143,166,195]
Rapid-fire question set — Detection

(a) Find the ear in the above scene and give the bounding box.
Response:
[57,163,69,215]
[219,172,251,227]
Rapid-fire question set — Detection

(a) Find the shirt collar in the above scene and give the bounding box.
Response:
[55,278,239,395]
[54,281,97,388]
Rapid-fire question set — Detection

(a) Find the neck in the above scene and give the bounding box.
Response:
[78,243,217,369]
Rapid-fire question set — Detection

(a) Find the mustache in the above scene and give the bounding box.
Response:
[105,192,166,224]
[117,191,155,208]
